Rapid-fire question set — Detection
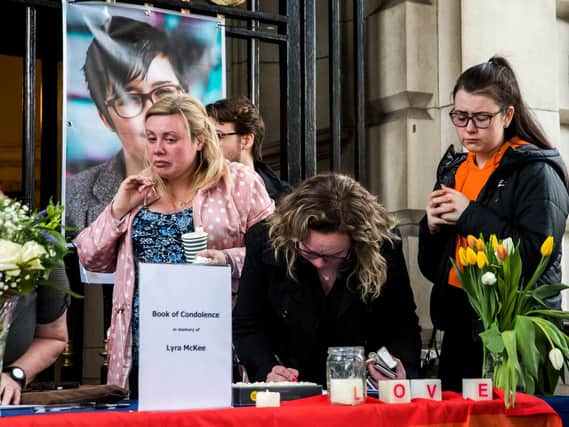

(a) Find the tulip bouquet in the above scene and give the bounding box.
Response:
[0,196,69,299]
[452,234,569,408]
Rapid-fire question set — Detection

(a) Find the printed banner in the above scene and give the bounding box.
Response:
[62,1,225,238]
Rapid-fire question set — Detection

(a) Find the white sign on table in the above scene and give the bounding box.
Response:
[138,263,232,411]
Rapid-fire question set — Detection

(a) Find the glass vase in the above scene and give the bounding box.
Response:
[0,296,19,417]
[482,350,502,381]
[0,296,19,389]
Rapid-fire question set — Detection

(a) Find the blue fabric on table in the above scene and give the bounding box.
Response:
[1,400,137,417]
[539,395,569,426]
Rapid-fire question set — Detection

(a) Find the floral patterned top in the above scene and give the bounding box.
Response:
[131,207,194,362]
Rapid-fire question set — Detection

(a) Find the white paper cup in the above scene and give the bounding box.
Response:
[183,244,207,263]
[181,228,208,241]
[181,228,208,263]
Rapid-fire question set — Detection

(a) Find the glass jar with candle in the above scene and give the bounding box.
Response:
[326,346,366,405]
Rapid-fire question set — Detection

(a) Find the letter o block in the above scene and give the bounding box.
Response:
[378,380,411,403]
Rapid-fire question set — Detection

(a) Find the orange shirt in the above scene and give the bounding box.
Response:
[448,137,527,287]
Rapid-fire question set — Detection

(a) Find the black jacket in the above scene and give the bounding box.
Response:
[254,161,293,203]
[233,222,422,386]
[418,143,569,331]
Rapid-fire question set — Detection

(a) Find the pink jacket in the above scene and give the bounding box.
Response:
[76,162,274,389]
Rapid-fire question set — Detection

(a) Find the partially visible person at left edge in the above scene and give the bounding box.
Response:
[233,174,421,386]
[1,266,70,404]
[418,55,569,391]
[206,96,293,202]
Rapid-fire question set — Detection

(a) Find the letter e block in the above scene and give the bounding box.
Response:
[462,378,493,400]
[378,380,411,403]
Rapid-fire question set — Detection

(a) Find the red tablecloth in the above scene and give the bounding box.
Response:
[0,390,561,427]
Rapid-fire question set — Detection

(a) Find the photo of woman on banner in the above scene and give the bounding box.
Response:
[65,5,224,238]
[75,94,274,394]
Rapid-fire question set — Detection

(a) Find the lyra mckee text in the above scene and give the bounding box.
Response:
[166,344,207,352]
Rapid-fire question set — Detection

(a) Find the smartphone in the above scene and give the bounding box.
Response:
[372,346,397,378]
[377,346,397,370]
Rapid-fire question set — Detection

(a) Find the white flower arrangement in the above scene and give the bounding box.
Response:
[0,196,70,298]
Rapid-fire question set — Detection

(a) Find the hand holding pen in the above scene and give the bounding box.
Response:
[265,354,299,382]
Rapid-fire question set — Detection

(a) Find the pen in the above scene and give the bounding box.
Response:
[273,353,284,365]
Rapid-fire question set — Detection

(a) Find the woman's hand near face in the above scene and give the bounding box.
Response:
[266,365,299,383]
[111,174,157,220]
[366,356,406,387]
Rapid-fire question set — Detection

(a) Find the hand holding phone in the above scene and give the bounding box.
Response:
[367,346,398,379]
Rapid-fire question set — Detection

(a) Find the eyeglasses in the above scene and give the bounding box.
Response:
[105,84,183,119]
[216,131,241,140]
[295,242,350,263]
[449,109,503,129]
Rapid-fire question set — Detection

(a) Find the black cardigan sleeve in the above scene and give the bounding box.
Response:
[232,222,278,381]
[368,234,422,378]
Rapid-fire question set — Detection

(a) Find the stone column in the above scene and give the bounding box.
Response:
[366,0,459,334]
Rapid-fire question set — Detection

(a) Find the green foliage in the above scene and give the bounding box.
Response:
[0,197,77,299]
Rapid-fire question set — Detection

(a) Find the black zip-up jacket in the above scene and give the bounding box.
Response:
[418,143,569,331]
[234,222,422,385]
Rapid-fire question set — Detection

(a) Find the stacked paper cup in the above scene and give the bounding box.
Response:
[181,227,208,263]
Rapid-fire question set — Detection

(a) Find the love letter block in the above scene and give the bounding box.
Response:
[378,380,411,403]
[462,378,493,401]
[410,379,442,400]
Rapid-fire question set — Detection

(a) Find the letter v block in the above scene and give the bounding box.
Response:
[410,379,442,400]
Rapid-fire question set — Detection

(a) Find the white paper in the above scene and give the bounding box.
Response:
[138,263,232,411]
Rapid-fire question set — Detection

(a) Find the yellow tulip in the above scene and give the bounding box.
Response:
[490,234,498,250]
[467,235,477,249]
[458,247,467,266]
[541,236,554,257]
[477,251,489,269]
[466,247,477,266]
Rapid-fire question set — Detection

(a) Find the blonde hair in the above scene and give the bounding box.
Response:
[144,94,227,193]
[268,173,397,301]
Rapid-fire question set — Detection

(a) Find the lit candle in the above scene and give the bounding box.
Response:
[329,378,365,405]
[255,390,281,407]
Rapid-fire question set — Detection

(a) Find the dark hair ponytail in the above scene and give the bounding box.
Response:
[452,55,552,149]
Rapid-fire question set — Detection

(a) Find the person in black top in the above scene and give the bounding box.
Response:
[233,173,421,386]
[418,55,569,391]
[2,266,69,404]
[206,96,292,202]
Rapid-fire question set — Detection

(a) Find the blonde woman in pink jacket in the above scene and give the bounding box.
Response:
[76,94,274,393]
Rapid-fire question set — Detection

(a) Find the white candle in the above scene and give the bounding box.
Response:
[255,390,281,407]
[329,378,365,405]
